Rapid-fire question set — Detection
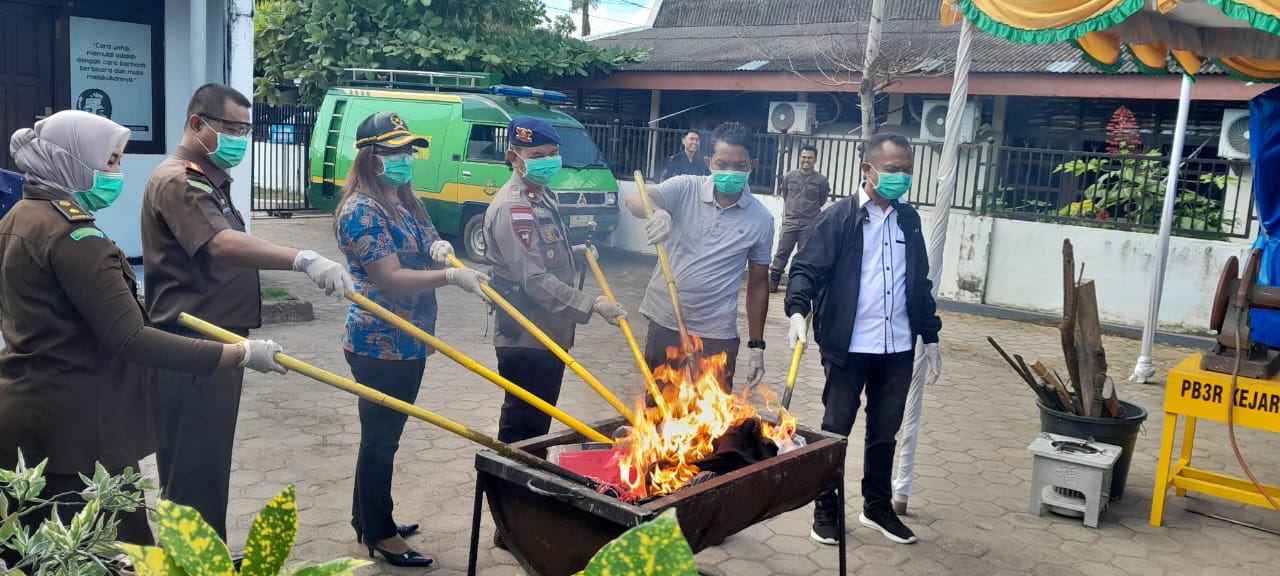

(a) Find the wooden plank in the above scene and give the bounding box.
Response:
[1032,361,1077,415]
[1072,279,1108,417]
[987,338,1055,406]
[1061,240,1082,392]
[1103,376,1123,418]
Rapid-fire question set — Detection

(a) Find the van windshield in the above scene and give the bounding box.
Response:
[557,127,609,170]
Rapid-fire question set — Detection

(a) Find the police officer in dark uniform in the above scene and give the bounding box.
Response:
[0,110,286,555]
[483,117,628,445]
[140,84,354,543]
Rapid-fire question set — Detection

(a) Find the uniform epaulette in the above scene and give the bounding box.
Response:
[49,200,94,222]
[184,160,205,175]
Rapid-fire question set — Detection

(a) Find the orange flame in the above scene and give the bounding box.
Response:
[617,337,800,498]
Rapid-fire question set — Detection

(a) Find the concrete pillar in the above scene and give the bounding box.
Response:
[646,89,661,179]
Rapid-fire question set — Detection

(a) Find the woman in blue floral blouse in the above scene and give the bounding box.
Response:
[334,112,489,568]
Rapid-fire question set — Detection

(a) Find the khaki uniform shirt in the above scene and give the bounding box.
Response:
[141,144,261,329]
[483,179,593,350]
[0,185,220,474]
[781,169,831,232]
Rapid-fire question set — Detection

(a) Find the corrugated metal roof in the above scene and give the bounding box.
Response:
[597,0,1224,77]
[652,0,939,28]
[592,22,1215,76]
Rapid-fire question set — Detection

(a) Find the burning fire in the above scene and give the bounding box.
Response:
[617,337,800,499]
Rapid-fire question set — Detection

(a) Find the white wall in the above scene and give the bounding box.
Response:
[607,183,1245,333]
[93,0,252,258]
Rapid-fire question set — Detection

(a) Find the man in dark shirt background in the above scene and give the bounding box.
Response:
[659,129,710,181]
[771,144,831,292]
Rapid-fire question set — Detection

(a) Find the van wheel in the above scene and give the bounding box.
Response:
[463,213,486,262]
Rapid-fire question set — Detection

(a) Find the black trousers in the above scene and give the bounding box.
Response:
[496,348,566,444]
[643,320,740,392]
[150,354,245,541]
[0,466,154,568]
[345,351,426,544]
[815,351,914,514]
[770,226,813,277]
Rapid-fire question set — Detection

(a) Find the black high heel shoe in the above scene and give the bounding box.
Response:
[367,544,434,568]
[355,524,420,543]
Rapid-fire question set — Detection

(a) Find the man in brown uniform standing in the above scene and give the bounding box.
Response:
[770,145,831,293]
[141,83,354,542]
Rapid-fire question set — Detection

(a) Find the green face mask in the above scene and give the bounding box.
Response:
[74,171,124,212]
[377,153,415,186]
[207,132,249,169]
[872,168,912,200]
[520,154,562,186]
[711,170,750,195]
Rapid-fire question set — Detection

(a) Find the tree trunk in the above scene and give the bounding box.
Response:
[860,0,885,137]
[581,1,591,36]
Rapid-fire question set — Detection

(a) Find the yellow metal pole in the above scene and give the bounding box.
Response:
[340,291,610,443]
[780,315,810,410]
[584,249,670,421]
[632,170,689,345]
[444,254,636,424]
[176,313,610,477]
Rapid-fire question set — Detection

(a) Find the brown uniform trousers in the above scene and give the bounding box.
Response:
[0,184,221,553]
[140,145,260,541]
[482,179,594,443]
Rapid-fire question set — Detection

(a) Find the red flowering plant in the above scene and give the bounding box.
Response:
[1054,105,1229,234]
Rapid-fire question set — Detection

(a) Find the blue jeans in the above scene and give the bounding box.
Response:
[345,351,426,543]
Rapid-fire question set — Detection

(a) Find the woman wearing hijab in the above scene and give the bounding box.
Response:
[0,110,289,546]
[334,112,489,567]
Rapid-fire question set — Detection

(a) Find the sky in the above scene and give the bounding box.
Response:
[542,0,655,38]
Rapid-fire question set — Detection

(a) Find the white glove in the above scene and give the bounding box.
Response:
[445,267,492,303]
[746,348,766,387]
[788,313,808,350]
[921,342,942,382]
[237,339,287,375]
[645,209,673,246]
[592,295,627,326]
[572,244,599,264]
[429,240,454,265]
[293,250,354,299]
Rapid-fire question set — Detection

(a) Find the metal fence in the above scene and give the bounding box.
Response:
[584,122,1255,239]
[251,103,316,214]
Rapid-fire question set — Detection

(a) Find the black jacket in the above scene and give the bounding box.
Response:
[784,195,942,367]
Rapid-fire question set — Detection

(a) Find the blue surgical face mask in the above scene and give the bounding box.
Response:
[520,154,562,186]
[74,170,124,212]
[711,170,750,195]
[871,167,912,200]
[377,153,415,186]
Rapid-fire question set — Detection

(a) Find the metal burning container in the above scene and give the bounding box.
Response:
[466,418,848,576]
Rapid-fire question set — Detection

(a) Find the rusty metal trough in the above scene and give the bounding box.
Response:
[466,418,848,576]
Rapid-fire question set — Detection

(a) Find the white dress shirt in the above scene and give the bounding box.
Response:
[849,186,913,354]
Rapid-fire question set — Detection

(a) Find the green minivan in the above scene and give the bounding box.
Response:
[307,70,619,260]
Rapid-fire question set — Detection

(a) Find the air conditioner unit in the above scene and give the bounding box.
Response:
[919,100,977,143]
[768,102,813,134]
[1219,109,1250,160]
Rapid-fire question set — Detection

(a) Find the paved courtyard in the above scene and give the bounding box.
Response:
[151,214,1280,575]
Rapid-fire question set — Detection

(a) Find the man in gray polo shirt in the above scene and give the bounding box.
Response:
[626,121,775,391]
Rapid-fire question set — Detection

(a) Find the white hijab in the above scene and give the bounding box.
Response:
[9,110,130,192]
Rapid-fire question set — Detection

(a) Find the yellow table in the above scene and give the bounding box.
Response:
[1151,354,1280,526]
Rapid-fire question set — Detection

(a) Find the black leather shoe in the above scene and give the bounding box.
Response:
[396,523,420,539]
[493,530,509,551]
[368,545,434,568]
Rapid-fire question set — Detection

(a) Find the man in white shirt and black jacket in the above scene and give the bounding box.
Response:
[784,133,942,547]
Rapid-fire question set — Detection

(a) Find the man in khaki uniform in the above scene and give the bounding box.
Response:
[483,117,626,445]
[141,83,353,543]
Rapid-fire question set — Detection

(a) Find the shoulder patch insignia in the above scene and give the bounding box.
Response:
[69,227,105,241]
[49,200,95,222]
[184,160,205,175]
[510,206,534,222]
[188,179,214,194]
